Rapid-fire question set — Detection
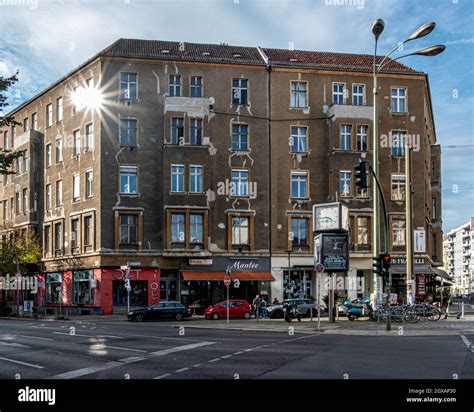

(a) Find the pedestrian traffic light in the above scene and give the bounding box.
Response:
[373,255,383,276]
[373,253,391,277]
[381,253,391,274]
[354,160,369,189]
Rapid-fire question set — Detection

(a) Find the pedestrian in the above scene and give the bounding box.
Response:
[261,298,267,319]
[252,294,262,320]
[272,298,280,305]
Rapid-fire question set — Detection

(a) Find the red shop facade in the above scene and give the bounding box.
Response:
[36,267,160,315]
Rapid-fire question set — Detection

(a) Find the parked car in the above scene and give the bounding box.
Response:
[204,299,252,320]
[128,301,192,322]
[268,299,324,319]
[188,299,211,315]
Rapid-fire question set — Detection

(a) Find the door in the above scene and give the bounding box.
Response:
[150,303,164,319]
[160,280,177,301]
[232,301,245,317]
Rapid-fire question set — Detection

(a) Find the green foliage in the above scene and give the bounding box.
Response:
[0,233,42,275]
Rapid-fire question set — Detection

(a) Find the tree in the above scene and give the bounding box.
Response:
[0,232,42,275]
[0,72,25,175]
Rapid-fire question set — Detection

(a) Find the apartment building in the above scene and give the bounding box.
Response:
[444,219,474,296]
[0,39,443,314]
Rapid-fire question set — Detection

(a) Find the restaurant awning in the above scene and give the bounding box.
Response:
[181,271,275,281]
[390,265,436,275]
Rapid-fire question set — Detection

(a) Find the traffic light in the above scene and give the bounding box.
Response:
[381,253,391,274]
[373,255,383,276]
[373,253,391,277]
[354,160,369,189]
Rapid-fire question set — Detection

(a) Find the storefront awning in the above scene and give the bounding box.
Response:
[390,265,436,275]
[182,271,275,281]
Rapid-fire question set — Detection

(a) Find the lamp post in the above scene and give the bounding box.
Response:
[370,19,445,315]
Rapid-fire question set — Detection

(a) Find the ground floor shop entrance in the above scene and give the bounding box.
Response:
[113,280,147,306]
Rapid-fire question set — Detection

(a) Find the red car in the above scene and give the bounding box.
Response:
[204,299,252,320]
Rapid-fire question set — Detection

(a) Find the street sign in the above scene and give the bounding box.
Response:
[315,263,325,273]
[224,276,231,287]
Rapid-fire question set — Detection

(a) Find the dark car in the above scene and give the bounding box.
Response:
[268,298,322,319]
[128,301,192,322]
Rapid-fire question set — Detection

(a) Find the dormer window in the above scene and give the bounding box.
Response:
[161,49,170,54]
[233,53,242,58]
[202,52,211,57]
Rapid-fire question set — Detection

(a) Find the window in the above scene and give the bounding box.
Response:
[119,118,137,147]
[171,213,185,243]
[3,131,8,150]
[46,273,62,304]
[73,130,81,156]
[232,216,249,245]
[290,81,307,108]
[357,217,369,245]
[391,175,406,201]
[31,113,37,131]
[73,270,93,304]
[169,164,185,193]
[291,171,308,199]
[340,125,352,150]
[44,226,51,254]
[190,76,203,97]
[189,166,203,193]
[291,217,308,247]
[22,188,27,214]
[85,170,93,198]
[71,218,79,252]
[56,97,63,122]
[391,131,406,157]
[333,83,345,104]
[54,222,63,253]
[432,197,437,220]
[84,215,93,246]
[356,125,368,152]
[232,124,248,151]
[391,87,406,112]
[85,123,94,150]
[189,118,202,145]
[169,75,181,96]
[23,117,29,132]
[291,126,307,153]
[392,219,406,246]
[46,104,53,127]
[44,144,51,167]
[2,200,7,222]
[232,169,249,197]
[55,180,63,207]
[72,87,78,114]
[190,214,204,243]
[73,174,80,201]
[352,84,365,106]
[232,78,248,105]
[11,126,15,148]
[15,191,20,215]
[340,171,352,197]
[171,117,184,145]
[45,184,52,210]
[22,150,28,173]
[86,77,94,88]
[119,166,138,194]
[55,137,63,163]
[120,72,138,99]
[120,214,138,245]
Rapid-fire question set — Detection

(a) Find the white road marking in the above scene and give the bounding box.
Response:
[221,354,233,359]
[175,367,189,373]
[0,356,44,369]
[208,358,220,363]
[243,348,254,352]
[149,341,215,356]
[233,351,243,355]
[0,341,30,348]
[101,345,147,353]
[18,335,53,341]
[153,373,171,380]
[52,332,123,339]
[192,363,201,368]
[460,335,472,349]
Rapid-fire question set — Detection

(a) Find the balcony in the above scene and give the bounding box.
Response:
[462,230,470,238]
[462,248,471,257]
[327,103,373,121]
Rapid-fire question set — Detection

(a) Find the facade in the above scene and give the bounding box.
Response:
[0,39,443,314]
[444,219,474,296]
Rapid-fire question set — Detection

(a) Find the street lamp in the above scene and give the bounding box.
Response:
[371,19,445,329]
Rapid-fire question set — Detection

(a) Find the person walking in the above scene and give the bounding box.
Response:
[252,294,262,320]
[261,298,267,319]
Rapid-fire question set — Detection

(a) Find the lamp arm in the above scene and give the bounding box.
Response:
[378,52,416,72]
[376,41,407,72]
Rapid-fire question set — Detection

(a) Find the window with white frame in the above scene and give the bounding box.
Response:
[45,184,52,210]
[189,166,203,193]
[392,219,406,246]
[352,84,365,106]
[391,131,406,157]
[190,76,203,97]
[11,126,16,147]
[119,166,138,194]
[119,119,137,147]
[169,75,181,97]
[73,130,81,156]
[171,117,184,145]
[356,125,368,151]
[46,104,53,127]
[46,144,52,167]
[72,174,80,201]
[22,188,27,214]
[54,222,63,254]
[31,113,37,131]
[290,81,307,108]
[15,191,20,215]
[120,214,138,245]
[171,213,185,243]
[340,171,352,197]
[56,180,63,207]
[231,169,249,197]
[232,78,248,105]
[391,174,406,201]
[171,165,185,193]
[232,216,249,245]
[190,118,202,145]
[357,217,369,245]
[291,217,308,247]
[85,123,94,150]
[290,126,308,153]
[333,83,345,104]
[85,170,93,198]
[3,130,8,150]
[391,87,406,112]
[84,215,93,246]
[56,97,63,122]
[232,124,248,151]
[291,171,308,199]
[44,225,51,254]
[340,125,352,150]
[23,117,29,132]
[55,137,63,163]
[190,213,204,243]
[71,218,79,252]
[120,72,138,99]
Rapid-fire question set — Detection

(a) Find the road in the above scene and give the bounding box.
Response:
[0,318,473,380]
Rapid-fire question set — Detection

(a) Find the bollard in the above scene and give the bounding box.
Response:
[461,301,464,319]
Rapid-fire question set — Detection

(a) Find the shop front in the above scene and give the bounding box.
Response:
[179,257,273,306]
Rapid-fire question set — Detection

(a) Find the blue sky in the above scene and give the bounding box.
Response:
[0,0,472,232]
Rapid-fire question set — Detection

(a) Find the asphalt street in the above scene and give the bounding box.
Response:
[0,318,473,380]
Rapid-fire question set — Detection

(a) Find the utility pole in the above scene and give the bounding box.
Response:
[406,144,414,304]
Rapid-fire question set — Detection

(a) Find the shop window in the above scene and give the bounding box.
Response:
[73,270,93,304]
[46,272,62,304]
